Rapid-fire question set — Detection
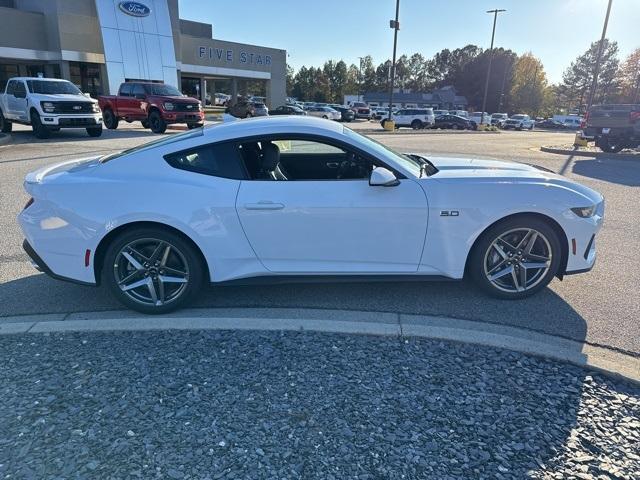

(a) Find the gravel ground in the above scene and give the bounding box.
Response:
[544,144,640,155]
[1,330,638,480]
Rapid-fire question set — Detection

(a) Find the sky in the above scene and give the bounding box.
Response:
[178,0,639,84]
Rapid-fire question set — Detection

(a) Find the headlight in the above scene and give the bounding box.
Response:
[198,103,203,112]
[164,102,174,111]
[92,103,100,113]
[571,205,597,218]
[41,101,55,113]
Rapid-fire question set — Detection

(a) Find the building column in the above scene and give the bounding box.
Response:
[59,61,71,82]
[230,78,238,106]
[199,77,207,104]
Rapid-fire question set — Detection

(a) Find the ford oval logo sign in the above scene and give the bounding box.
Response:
[118,1,151,17]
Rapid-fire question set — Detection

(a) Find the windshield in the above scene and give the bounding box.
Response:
[144,84,184,96]
[343,126,421,176]
[26,80,81,95]
[511,115,525,119]
[100,128,204,163]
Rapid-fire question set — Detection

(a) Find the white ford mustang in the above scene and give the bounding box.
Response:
[19,116,604,313]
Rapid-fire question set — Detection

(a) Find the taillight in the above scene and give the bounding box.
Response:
[23,197,34,210]
[630,111,640,123]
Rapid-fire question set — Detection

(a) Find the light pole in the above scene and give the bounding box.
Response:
[386,0,400,125]
[358,56,364,102]
[480,8,506,126]
[586,0,613,113]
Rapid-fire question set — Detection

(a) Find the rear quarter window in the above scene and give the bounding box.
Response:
[164,142,247,179]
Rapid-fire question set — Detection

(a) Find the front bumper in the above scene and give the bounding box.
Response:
[163,111,205,124]
[40,114,102,127]
[563,203,604,275]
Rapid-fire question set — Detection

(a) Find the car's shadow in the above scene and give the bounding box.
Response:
[0,272,597,476]
[572,157,640,186]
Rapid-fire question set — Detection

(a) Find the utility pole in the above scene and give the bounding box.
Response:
[497,63,508,112]
[480,9,506,126]
[357,57,364,102]
[585,0,613,113]
[386,0,400,125]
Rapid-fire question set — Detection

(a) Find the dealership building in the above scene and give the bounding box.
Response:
[0,0,287,106]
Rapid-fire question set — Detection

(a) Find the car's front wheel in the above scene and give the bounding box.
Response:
[30,110,50,139]
[0,109,12,133]
[468,217,562,299]
[86,126,103,137]
[102,228,205,314]
[148,111,167,134]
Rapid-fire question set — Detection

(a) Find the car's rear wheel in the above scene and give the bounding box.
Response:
[411,119,423,130]
[30,110,50,139]
[0,109,12,133]
[148,110,167,134]
[103,109,119,129]
[141,120,149,129]
[468,217,561,299]
[102,228,205,314]
[597,136,625,153]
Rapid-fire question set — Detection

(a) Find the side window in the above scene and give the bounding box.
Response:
[13,81,26,96]
[6,80,16,95]
[132,83,145,97]
[240,138,376,181]
[164,142,246,179]
[119,83,133,97]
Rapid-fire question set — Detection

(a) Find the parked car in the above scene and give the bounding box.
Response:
[432,114,476,130]
[582,103,640,153]
[306,106,341,121]
[449,110,469,118]
[270,105,306,116]
[252,102,269,117]
[99,82,203,133]
[371,108,389,120]
[332,106,355,122]
[562,117,582,130]
[433,109,449,116]
[502,114,535,130]
[349,102,371,119]
[213,93,230,106]
[490,113,509,127]
[0,77,102,138]
[226,98,256,119]
[536,119,566,130]
[382,108,435,129]
[19,116,604,313]
[469,112,491,125]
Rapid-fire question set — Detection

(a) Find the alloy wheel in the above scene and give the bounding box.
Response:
[483,228,552,293]
[113,238,190,307]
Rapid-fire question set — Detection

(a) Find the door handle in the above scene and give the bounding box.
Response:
[244,201,285,210]
[326,162,340,168]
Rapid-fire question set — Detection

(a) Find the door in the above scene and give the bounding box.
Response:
[130,83,147,120]
[235,137,429,273]
[7,80,28,120]
[117,83,136,118]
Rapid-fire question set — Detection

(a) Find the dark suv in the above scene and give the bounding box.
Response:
[582,104,640,153]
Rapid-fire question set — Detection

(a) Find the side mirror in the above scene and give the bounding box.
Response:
[14,91,26,99]
[369,167,400,187]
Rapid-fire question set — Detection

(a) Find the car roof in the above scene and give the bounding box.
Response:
[10,77,70,82]
[202,116,344,141]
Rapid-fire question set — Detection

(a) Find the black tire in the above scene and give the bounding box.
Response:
[468,216,562,300]
[411,119,423,130]
[102,227,205,314]
[187,123,203,130]
[141,120,149,128]
[0,109,12,133]
[452,124,460,130]
[148,110,167,134]
[30,110,50,139]
[598,136,624,154]
[322,115,328,119]
[103,108,119,129]
[86,125,103,137]
[245,112,253,118]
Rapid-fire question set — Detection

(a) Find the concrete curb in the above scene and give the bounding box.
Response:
[359,128,501,136]
[0,132,12,145]
[1,308,638,385]
[540,145,640,159]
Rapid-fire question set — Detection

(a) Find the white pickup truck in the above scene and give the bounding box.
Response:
[0,77,103,138]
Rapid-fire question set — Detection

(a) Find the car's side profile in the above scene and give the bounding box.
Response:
[19,117,604,313]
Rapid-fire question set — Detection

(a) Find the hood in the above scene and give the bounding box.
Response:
[30,93,95,103]
[416,155,603,203]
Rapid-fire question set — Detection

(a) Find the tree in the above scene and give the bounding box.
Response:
[406,53,431,92]
[286,64,295,96]
[618,48,640,103]
[558,39,620,111]
[509,53,547,115]
[428,45,481,88]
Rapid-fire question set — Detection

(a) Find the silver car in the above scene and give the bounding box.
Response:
[252,102,269,116]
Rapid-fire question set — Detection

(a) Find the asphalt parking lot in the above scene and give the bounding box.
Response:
[0,122,638,358]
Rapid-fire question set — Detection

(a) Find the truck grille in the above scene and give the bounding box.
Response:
[173,103,200,112]
[52,102,94,114]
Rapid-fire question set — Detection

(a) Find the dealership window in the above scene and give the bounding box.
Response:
[181,77,200,98]
[69,62,102,98]
[0,64,19,91]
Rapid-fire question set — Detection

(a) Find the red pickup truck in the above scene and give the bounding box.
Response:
[98,82,204,133]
